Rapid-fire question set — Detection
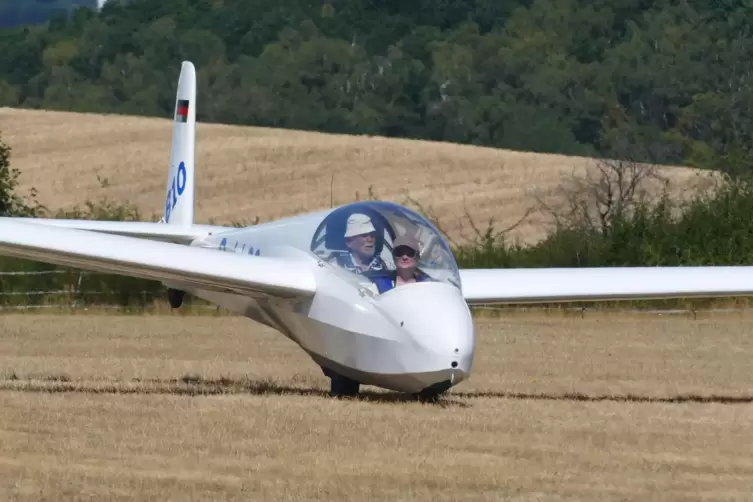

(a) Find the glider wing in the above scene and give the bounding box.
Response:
[0,218,315,299]
[460,267,753,304]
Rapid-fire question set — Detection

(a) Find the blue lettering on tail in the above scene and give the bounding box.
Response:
[164,162,187,223]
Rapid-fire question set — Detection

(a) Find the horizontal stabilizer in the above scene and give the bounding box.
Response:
[460,267,753,304]
[0,219,316,299]
[0,218,231,245]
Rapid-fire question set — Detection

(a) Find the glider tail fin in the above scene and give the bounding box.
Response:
[162,61,196,226]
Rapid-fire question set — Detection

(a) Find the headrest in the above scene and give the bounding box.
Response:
[393,234,421,255]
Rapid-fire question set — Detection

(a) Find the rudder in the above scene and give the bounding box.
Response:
[162,61,196,226]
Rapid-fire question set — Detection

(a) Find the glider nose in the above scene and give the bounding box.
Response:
[377,281,476,385]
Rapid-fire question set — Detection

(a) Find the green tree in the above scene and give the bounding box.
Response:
[0,131,42,217]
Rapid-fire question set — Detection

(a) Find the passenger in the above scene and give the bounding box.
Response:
[328,213,387,274]
[372,234,431,293]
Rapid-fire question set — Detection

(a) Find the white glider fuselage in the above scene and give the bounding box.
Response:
[177,207,475,395]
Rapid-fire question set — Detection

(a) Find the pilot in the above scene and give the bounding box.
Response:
[328,213,387,274]
[371,234,431,293]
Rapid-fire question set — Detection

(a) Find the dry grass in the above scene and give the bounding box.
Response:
[0,107,712,245]
[1,311,752,500]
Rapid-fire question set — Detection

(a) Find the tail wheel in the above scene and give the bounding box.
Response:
[167,288,185,308]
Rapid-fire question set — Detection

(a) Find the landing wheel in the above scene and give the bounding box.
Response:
[167,288,185,309]
[321,366,360,397]
[330,374,360,397]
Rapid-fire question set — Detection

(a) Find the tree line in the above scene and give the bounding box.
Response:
[0,0,752,172]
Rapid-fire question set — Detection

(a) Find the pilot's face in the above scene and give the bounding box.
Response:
[347,232,376,259]
[394,246,417,270]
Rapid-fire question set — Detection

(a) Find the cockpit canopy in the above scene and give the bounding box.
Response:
[310,201,461,289]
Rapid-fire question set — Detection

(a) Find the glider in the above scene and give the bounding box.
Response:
[2,61,753,399]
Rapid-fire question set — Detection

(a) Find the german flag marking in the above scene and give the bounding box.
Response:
[175,99,189,123]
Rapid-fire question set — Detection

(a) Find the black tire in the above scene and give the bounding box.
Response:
[329,373,360,397]
[167,288,185,308]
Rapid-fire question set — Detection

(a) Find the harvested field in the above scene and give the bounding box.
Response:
[0,107,712,245]
[1,311,752,500]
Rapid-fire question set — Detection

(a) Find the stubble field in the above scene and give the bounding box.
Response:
[1,311,752,501]
[0,107,711,245]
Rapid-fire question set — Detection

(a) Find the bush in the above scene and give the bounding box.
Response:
[0,132,42,217]
[454,171,753,308]
[0,195,166,308]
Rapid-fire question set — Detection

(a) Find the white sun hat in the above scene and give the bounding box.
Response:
[344,213,377,238]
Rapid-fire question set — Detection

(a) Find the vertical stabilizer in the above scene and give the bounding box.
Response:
[163,61,196,226]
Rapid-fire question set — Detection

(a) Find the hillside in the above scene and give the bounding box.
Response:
[0,107,708,245]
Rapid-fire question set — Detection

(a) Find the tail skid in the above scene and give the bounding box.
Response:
[162,61,196,227]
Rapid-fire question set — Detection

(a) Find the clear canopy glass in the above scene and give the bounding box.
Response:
[310,201,461,290]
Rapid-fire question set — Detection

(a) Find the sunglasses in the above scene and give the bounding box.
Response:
[393,246,417,258]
